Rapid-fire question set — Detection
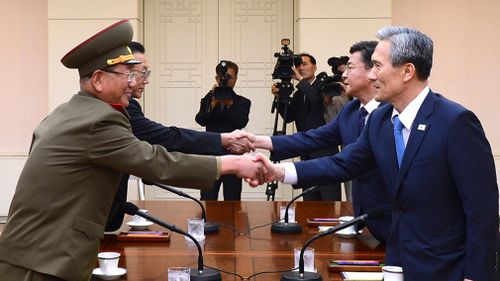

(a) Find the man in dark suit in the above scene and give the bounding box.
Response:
[249,41,392,244]
[106,43,254,230]
[0,20,266,281]
[272,53,341,201]
[256,26,498,280]
[195,61,251,201]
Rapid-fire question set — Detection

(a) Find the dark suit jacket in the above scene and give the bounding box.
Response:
[128,98,222,152]
[106,98,223,231]
[277,79,326,132]
[276,79,339,192]
[272,99,391,244]
[195,91,251,133]
[292,91,498,281]
[0,92,218,281]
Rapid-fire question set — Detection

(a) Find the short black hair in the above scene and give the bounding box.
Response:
[298,53,316,65]
[349,41,378,68]
[128,41,145,54]
[216,60,239,76]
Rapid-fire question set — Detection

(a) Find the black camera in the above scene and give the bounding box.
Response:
[271,39,302,101]
[272,38,303,81]
[317,72,344,97]
[327,56,349,76]
[213,60,235,100]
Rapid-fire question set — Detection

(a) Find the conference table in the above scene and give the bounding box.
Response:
[94,200,385,281]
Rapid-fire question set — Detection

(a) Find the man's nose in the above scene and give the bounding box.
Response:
[367,68,376,81]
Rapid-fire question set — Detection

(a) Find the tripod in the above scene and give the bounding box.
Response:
[265,81,294,201]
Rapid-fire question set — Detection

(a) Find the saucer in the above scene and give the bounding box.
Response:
[127,221,154,230]
[92,267,126,280]
[335,228,362,238]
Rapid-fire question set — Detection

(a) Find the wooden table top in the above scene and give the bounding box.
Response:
[93,200,385,281]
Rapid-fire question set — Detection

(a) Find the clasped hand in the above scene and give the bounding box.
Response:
[221,130,256,154]
[243,153,284,187]
[221,130,284,186]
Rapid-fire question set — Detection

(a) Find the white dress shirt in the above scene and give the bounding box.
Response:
[391,86,429,147]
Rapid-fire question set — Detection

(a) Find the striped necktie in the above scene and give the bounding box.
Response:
[358,107,368,136]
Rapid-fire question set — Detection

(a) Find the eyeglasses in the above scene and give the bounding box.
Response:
[101,69,137,82]
[344,64,365,74]
[136,69,152,79]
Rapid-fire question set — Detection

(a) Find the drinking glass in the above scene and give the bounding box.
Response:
[168,267,190,281]
[186,218,205,241]
[294,247,316,272]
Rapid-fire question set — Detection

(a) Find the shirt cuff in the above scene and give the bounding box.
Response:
[283,162,298,185]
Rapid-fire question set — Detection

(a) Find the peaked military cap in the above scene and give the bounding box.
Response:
[61,19,140,77]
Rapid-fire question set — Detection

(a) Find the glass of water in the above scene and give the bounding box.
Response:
[186,218,205,241]
[294,247,316,272]
[168,267,190,281]
[280,205,296,223]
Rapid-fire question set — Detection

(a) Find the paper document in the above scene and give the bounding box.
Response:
[340,271,383,281]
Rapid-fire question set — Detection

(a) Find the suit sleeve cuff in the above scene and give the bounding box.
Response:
[215,157,221,180]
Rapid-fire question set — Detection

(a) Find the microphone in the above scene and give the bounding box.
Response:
[271,186,320,234]
[123,202,221,281]
[142,179,219,234]
[281,208,385,281]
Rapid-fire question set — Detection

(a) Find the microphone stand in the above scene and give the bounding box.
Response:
[142,179,219,234]
[123,202,221,281]
[271,186,320,234]
[281,208,384,281]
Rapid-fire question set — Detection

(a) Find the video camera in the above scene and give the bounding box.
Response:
[272,38,303,80]
[317,56,348,98]
[213,60,235,100]
[327,56,349,76]
[317,72,344,98]
[266,39,304,200]
[272,38,302,100]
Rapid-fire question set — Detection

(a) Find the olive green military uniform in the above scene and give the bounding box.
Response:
[0,19,219,281]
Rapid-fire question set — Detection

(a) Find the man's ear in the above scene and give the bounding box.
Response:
[402,63,416,82]
[91,70,105,92]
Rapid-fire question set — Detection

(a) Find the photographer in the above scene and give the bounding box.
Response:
[196,60,251,201]
[328,55,349,77]
[272,53,341,201]
[320,74,350,123]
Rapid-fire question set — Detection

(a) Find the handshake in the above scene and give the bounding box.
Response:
[219,130,284,187]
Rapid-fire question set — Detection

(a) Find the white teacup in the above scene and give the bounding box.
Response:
[338,216,356,233]
[97,252,120,275]
[382,265,404,281]
[132,209,149,224]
